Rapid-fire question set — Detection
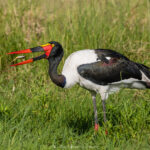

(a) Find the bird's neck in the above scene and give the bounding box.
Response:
[48,53,66,88]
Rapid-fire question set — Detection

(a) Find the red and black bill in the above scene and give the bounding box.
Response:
[8,43,54,66]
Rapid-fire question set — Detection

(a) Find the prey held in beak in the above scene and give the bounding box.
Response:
[8,43,53,66]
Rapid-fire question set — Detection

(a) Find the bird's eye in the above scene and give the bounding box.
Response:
[52,44,55,47]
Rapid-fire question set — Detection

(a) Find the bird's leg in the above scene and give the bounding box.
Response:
[91,93,99,131]
[101,92,108,135]
[102,100,107,123]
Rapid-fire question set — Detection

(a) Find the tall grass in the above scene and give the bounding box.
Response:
[0,0,150,149]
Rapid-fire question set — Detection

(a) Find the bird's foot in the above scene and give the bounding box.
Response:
[105,129,108,135]
[94,124,108,135]
[94,123,99,131]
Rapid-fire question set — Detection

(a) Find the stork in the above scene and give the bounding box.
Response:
[8,41,150,132]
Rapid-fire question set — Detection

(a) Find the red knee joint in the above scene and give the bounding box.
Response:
[94,124,99,131]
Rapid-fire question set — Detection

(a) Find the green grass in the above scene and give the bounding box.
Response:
[0,0,150,149]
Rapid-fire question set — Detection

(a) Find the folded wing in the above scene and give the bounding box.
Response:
[77,57,142,85]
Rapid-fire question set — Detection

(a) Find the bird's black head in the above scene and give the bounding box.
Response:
[48,41,63,59]
[8,41,64,66]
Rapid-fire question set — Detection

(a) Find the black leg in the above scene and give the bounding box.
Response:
[102,100,107,123]
[91,93,99,131]
[100,92,108,135]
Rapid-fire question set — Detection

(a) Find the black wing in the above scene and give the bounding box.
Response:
[95,49,130,61]
[77,50,142,85]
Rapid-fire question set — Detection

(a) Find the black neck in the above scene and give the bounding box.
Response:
[48,51,66,88]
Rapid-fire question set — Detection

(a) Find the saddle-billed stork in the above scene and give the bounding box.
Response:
[8,41,150,132]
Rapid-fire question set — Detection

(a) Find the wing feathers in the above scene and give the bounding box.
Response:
[78,58,142,85]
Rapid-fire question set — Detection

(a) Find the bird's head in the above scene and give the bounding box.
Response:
[8,41,63,66]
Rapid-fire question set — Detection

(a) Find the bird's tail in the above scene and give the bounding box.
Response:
[136,63,150,87]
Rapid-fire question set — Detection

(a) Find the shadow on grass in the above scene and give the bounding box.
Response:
[66,117,93,135]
